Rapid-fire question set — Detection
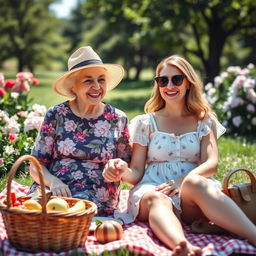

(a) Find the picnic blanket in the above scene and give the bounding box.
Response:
[0,181,255,256]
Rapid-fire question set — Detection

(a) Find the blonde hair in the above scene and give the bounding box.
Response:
[144,55,216,119]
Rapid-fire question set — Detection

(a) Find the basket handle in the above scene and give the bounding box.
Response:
[222,168,256,196]
[6,155,47,214]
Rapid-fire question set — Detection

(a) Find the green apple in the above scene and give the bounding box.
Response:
[46,198,69,212]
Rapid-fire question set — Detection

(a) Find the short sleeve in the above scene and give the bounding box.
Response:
[198,114,226,140]
[129,114,151,146]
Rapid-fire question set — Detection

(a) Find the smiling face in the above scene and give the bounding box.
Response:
[71,67,108,105]
[158,65,190,105]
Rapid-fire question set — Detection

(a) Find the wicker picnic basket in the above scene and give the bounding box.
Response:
[0,155,97,253]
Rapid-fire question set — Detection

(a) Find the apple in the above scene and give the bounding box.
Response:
[46,198,69,212]
[23,199,42,210]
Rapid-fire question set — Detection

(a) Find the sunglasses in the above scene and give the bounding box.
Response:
[154,75,186,87]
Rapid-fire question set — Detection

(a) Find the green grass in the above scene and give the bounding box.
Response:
[1,69,255,256]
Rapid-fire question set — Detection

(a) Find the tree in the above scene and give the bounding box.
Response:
[0,0,69,72]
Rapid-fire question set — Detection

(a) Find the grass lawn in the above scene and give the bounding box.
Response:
[1,69,255,255]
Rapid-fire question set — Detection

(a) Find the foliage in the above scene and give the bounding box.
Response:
[68,0,256,83]
[0,72,46,176]
[205,63,256,135]
[0,0,69,72]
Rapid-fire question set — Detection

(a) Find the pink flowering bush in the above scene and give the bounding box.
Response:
[205,64,256,135]
[0,72,46,176]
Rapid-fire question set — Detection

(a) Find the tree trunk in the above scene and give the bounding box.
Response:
[133,50,144,81]
[17,54,25,72]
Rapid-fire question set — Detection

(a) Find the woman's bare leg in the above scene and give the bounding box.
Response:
[138,191,202,255]
[180,174,256,246]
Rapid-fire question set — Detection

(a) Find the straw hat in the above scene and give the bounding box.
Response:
[53,46,125,98]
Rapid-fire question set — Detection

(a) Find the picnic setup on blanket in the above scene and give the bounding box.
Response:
[0,156,255,256]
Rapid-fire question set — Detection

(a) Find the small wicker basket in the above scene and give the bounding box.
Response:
[0,155,97,253]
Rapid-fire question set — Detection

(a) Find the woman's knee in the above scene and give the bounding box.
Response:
[142,190,171,207]
[182,174,208,194]
[138,191,172,221]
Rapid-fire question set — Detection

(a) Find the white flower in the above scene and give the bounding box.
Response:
[95,187,109,202]
[4,145,15,155]
[24,115,44,132]
[205,82,213,91]
[214,76,223,87]
[227,66,241,74]
[57,138,75,156]
[220,72,228,79]
[207,88,216,96]
[252,117,256,126]
[243,78,255,89]
[247,63,254,69]
[246,104,255,113]
[71,170,84,180]
[11,92,19,99]
[232,116,242,127]
[32,104,47,116]
[94,120,111,137]
[231,75,246,89]
[239,68,250,76]
[64,120,77,132]
[230,97,244,108]
[247,88,256,103]
[2,118,20,134]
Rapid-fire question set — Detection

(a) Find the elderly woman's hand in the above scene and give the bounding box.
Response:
[50,177,72,197]
[103,158,127,182]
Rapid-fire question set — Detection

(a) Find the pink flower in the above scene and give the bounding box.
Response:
[73,132,86,142]
[3,79,16,90]
[16,72,33,81]
[95,187,109,202]
[0,158,4,166]
[8,133,18,142]
[232,116,242,127]
[0,88,6,97]
[31,78,39,85]
[57,138,75,156]
[17,111,28,117]
[94,120,111,137]
[0,73,4,85]
[103,112,117,120]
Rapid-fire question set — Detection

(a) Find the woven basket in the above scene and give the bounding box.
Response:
[0,155,97,253]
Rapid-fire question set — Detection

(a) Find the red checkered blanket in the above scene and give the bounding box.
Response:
[0,181,255,256]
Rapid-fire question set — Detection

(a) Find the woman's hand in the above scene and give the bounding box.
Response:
[155,176,184,197]
[103,158,127,182]
[50,177,72,197]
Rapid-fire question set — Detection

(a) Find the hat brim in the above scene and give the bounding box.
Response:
[53,64,125,98]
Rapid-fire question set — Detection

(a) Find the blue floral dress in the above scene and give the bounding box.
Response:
[28,101,131,216]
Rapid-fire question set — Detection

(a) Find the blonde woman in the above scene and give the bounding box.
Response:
[103,55,256,255]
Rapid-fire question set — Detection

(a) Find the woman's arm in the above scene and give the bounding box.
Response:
[103,143,148,186]
[30,163,72,197]
[189,127,218,177]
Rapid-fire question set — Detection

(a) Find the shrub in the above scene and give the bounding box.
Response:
[0,72,46,177]
[204,64,256,135]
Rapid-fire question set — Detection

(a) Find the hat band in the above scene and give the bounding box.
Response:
[70,59,103,70]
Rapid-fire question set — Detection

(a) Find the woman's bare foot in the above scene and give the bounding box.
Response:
[172,240,202,256]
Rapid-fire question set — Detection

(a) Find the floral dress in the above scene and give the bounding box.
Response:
[114,113,226,224]
[28,101,131,216]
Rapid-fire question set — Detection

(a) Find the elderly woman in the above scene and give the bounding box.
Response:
[28,46,131,216]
